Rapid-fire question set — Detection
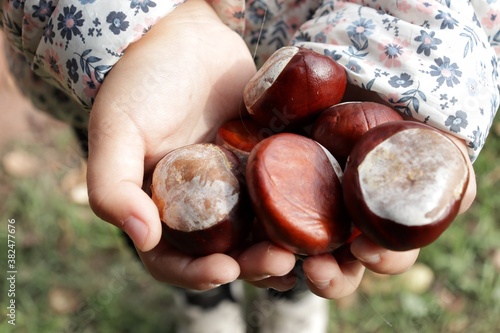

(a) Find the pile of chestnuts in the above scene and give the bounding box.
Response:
[151,46,469,257]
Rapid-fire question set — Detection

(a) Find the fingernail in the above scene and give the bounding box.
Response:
[311,279,331,290]
[266,244,277,254]
[306,274,331,290]
[253,274,271,281]
[123,216,148,248]
[208,283,222,289]
[359,253,381,265]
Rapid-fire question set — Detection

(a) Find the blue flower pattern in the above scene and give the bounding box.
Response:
[429,56,462,89]
[1,0,186,109]
[414,30,442,56]
[286,0,500,161]
[106,11,129,35]
[1,0,499,162]
[32,1,56,22]
[445,110,469,133]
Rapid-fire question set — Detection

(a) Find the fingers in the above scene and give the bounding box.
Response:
[350,235,420,275]
[235,237,418,299]
[138,239,241,290]
[302,235,418,300]
[237,241,297,290]
[246,274,298,292]
[302,254,365,299]
[87,109,162,252]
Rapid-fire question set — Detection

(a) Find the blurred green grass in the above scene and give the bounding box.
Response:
[1,120,499,333]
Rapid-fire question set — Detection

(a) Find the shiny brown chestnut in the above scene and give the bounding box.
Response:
[311,101,403,166]
[342,121,469,251]
[246,133,351,255]
[215,117,270,176]
[151,143,252,256]
[243,46,347,130]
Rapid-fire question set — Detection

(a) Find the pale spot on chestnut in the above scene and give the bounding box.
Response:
[162,175,239,232]
[152,144,241,231]
[244,46,298,109]
[358,128,468,227]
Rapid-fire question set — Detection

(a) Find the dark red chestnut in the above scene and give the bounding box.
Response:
[243,46,347,130]
[342,121,469,251]
[246,133,351,255]
[215,117,270,176]
[151,143,252,256]
[311,101,403,166]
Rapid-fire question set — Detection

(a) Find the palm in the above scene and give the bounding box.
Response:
[95,16,256,174]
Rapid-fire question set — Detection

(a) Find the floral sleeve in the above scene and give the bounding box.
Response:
[241,0,499,162]
[289,0,500,162]
[2,0,499,161]
[1,0,186,110]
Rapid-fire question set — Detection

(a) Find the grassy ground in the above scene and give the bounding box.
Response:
[1,118,499,333]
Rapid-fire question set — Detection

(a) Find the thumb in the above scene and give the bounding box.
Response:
[86,113,162,252]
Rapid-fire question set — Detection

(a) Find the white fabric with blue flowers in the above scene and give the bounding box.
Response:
[1,0,499,161]
[289,0,500,161]
[2,0,185,110]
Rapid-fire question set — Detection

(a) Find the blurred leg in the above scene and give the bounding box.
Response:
[255,261,330,333]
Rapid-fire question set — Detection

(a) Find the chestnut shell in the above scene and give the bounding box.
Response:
[311,101,403,166]
[216,118,267,153]
[151,143,252,256]
[215,118,270,177]
[244,46,347,130]
[246,133,351,255]
[342,121,469,251]
[161,203,251,257]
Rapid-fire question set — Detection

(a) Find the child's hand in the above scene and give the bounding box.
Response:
[86,0,256,290]
[86,0,477,294]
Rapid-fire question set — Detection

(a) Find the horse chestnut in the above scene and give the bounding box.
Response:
[246,133,351,255]
[311,101,403,166]
[151,143,252,256]
[243,46,347,130]
[342,121,469,251]
[215,117,269,176]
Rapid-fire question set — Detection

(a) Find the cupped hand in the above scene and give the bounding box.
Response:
[86,0,256,290]
[86,1,478,294]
